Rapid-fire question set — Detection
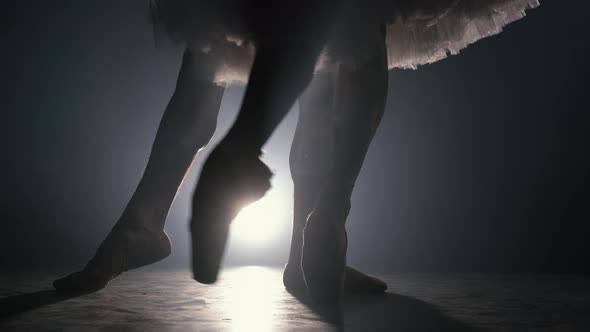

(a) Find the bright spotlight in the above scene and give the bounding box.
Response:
[231,189,287,246]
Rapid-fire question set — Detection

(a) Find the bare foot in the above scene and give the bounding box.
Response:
[283,264,387,294]
[296,205,388,304]
[53,224,171,292]
[301,216,348,304]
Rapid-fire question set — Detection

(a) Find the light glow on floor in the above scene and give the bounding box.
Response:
[222,266,283,332]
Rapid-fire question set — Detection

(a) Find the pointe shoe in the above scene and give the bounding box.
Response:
[190,148,272,284]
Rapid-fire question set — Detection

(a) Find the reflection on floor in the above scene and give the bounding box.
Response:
[1,267,589,331]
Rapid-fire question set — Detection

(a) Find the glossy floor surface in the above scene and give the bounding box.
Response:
[1,267,589,331]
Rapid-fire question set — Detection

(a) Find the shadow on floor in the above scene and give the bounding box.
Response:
[0,289,92,320]
[294,291,479,331]
[345,292,477,331]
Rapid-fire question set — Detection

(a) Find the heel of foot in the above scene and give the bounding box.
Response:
[143,230,172,264]
[283,264,307,294]
[123,228,172,271]
[301,214,347,303]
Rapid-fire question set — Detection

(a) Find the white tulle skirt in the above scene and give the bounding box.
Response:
[151,0,540,85]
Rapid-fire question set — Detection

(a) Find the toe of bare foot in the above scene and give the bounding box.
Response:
[53,270,109,292]
[343,266,387,293]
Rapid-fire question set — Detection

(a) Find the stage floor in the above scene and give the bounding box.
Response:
[1,267,589,331]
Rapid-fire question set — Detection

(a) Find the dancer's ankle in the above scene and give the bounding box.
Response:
[216,139,262,159]
[118,206,166,231]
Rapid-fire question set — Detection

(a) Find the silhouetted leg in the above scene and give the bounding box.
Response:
[301,28,389,304]
[190,24,334,284]
[284,70,387,294]
[283,71,333,292]
[54,49,224,291]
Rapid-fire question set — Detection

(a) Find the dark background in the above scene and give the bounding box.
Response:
[2,0,589,273]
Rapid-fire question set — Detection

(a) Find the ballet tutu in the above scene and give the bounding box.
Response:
[150,0,540,85]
